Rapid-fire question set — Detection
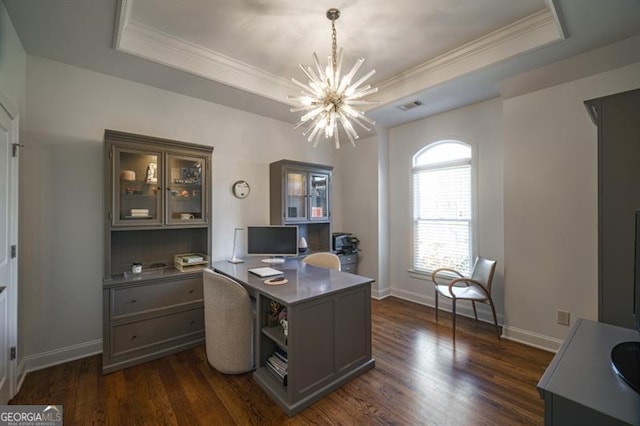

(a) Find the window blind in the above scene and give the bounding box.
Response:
[413,164,472,275]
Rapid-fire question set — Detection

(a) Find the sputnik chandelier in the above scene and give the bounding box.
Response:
[289,8,378,149]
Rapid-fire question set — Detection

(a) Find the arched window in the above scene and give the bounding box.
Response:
[412,140,474,275]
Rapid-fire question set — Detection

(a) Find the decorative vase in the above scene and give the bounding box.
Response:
[299,236,308,253]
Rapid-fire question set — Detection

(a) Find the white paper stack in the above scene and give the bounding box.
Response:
[130,209,149,217]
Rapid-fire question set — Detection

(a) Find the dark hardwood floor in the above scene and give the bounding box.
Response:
[11,297,554,425]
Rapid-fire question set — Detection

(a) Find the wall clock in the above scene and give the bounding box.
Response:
[232,180,250,199]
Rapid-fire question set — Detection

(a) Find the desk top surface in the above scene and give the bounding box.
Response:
[537,318,640,424]
[211,258,374,305]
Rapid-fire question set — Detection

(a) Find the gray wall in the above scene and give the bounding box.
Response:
[19,54,338,371]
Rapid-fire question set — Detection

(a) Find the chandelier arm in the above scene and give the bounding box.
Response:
[349,115,374,132]
[349,87,379,100]
[301,114,324,135]
[299,64,321,85]
[346,69,377,94]
[291,78,318,95]
[312,53,326,85]
[345,100,379,106]
[338,115,359,147]
[339,58,364,93]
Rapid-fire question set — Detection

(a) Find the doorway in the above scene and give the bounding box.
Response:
[0,93,19,403]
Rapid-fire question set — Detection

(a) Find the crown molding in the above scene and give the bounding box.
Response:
[114,1,297,104]
[373,7,565,108]
[114,0,565,112]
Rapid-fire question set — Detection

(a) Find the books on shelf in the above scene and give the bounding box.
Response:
[130,208,149,217]
[266,347,288,386]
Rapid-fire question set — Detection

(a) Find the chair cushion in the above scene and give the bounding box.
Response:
[435,284,486,301]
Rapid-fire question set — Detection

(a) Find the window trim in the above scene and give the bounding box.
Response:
[410,139,478,276]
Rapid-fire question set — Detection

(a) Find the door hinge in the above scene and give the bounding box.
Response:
[11,245,16,258]
[12,143,24,158]
[10,347,16,360]
[108,150,113,159]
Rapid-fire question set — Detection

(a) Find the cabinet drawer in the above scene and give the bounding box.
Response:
[340,255,357,265]
[111,307,204,356]
[111,277,202,318]
[342,263,357,273]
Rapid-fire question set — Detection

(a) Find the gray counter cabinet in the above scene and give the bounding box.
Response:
[537,319,640,425]
[102,130,213,374]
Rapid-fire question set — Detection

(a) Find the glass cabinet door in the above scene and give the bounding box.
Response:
[166,153,207,225]
[285,170,308,221]
[309,172,330,221]
[114,147,162,226]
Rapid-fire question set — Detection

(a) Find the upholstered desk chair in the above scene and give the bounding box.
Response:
[303,252,341,271]
[202,268,254,374]
[431,257,500,341]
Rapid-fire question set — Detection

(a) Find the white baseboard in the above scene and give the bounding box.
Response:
[390,287,506,325]
[388,288,561,352]
[501,325,562,353]
[17,339,103,392]
[371,286,391,300]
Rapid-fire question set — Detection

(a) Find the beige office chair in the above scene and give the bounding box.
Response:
[202,268,254,374]
[431,257,500,341]
[302,252,341,271]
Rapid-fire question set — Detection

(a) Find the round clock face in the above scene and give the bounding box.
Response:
[232,180,250,198]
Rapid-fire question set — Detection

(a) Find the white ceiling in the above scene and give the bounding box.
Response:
[4,0,640,130]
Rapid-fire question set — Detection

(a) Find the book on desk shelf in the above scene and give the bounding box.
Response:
[266,356,287,386]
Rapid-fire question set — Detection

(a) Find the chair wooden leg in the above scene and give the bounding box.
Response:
[472,301,478,321]
[452,298,456,342]
[435,289,439,321]
[488,298,500,340]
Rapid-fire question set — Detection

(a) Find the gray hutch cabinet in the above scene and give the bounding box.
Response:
[269,160,333,252]
[102,130,213,374]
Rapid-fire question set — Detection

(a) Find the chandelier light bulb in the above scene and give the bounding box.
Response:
[289,8,378,149]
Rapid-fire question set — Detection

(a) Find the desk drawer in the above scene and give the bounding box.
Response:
[111,307,204,356]
[340,255,357,265]
[111,277,202,318]
[342,263,357,273]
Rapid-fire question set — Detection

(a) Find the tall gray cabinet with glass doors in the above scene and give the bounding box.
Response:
[269,160,333,253]
[102,129,213,374]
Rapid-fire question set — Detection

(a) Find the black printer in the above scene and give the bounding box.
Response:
[332,232,360,255]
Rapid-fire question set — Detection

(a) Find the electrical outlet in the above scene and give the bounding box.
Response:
[557,310,570,326]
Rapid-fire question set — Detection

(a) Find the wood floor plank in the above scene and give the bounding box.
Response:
[10,297,554,425]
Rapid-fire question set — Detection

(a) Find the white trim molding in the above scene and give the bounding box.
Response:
[16,339,102,393]
[501,325,562,353]
[373,8,565,107]
[114,1,565,111]
[115,1,297,104]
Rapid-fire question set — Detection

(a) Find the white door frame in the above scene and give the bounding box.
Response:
[0,90,19,402]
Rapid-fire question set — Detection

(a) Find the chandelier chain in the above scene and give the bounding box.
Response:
[331,19,337,70]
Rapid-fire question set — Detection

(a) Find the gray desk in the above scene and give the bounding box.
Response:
[212,258,375,416]
[537,318,640,425]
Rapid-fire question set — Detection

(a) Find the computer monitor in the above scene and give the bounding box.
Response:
[247,225,298,264]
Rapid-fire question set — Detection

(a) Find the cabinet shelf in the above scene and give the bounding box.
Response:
[262,325,287,348]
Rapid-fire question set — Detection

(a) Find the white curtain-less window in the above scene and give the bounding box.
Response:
[412,141,473,275]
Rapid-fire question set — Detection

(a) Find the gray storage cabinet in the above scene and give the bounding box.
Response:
[270,159,333,252]
[585,88,640,329]
[338,253,358,274]
[102,130,213,374]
